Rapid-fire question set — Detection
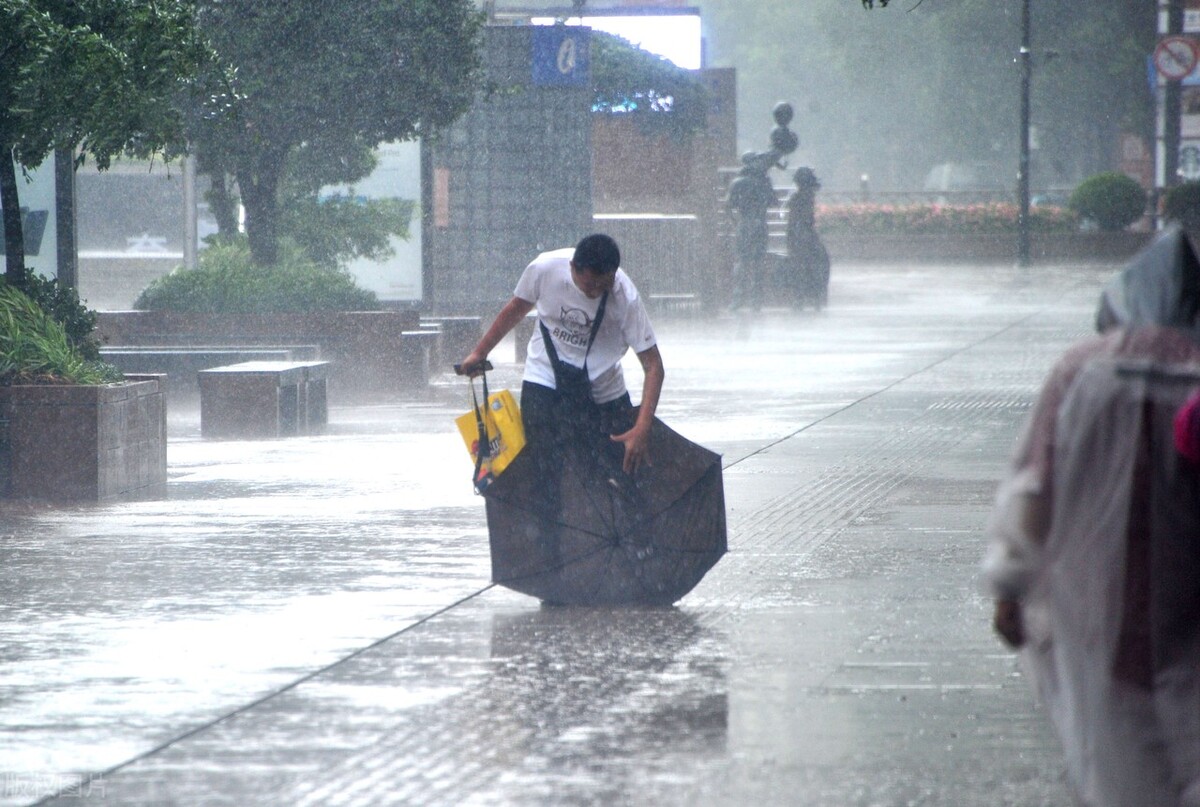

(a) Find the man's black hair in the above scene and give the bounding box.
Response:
[573,233,621,274]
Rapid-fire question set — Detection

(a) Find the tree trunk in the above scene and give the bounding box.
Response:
[0,145,26,283]
[206,172,240,237]
[238,150,286,266]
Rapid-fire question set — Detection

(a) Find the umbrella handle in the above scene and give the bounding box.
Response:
[454,360,493,376]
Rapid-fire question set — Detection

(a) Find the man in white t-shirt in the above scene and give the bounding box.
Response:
[460,233,664,473]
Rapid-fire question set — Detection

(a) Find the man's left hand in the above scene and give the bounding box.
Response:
[611,422,652,474]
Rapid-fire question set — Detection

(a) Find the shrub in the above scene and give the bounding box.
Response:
[10,267,103,360]
[0,283,122,385]
[1162,181,1200,231]
[134,237,382,313]
[1068,172,1147,231]
[814,202,1078,235]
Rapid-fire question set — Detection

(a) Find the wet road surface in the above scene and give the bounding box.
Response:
[0,261,1108,805]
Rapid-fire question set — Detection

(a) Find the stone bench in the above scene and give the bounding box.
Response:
[647,292,701,314]
[421,316,482,370]
[95,310,422,395]
[198,361,331,439]
[101,345,321,392]
[400,330,440,387]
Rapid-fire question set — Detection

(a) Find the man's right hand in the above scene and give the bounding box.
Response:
[455,353,491,377]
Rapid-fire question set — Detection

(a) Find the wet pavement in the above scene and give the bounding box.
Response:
[0,260,1114,805]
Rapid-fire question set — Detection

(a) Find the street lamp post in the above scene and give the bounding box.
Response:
[1017,0,1032,267]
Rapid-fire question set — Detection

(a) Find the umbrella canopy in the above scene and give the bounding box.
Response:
[1096,227,1200,338]
[483,417,726,606]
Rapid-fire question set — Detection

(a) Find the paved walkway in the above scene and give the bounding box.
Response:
[0,260,1116,805]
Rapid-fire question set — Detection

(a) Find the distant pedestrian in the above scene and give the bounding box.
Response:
[983,228,1200,806]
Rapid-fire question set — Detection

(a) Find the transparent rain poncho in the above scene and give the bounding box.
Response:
[1096,227,1200,338]
[985,228,1200,806]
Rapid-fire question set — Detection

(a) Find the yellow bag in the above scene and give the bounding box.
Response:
[455,376,525,492]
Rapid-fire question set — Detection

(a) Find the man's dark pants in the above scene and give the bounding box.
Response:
[520,381,635,568]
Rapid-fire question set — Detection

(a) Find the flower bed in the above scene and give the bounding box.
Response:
[815,202,1079,235]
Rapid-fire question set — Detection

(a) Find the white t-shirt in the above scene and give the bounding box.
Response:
[515,247,657,404]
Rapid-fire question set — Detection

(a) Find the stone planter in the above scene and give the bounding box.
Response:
[0,374,167,501]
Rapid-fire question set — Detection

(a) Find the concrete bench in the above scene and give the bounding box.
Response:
[400,330,439,387]
[101,345,320,392]
[422,316,482,370]
[198,360,331,439]
[647,293,701,314]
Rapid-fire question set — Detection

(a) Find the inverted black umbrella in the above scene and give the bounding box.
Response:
[483,416,726,606]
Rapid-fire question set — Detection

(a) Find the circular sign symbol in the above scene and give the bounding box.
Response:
[557,37,577,76]
[1155,36,1199,80]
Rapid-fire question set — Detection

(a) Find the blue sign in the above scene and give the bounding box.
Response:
[532,26,590,87]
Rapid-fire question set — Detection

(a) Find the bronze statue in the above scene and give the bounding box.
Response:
[726,102,798,310]
[783,166,830,310]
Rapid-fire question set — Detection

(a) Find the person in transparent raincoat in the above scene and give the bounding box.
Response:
[983,228,1200,806]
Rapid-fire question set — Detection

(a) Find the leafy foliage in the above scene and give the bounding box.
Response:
[277,143,415,269]
[1,0,224,281]
[0,283,121,385]
[9,268,102,360]
[591,32,708,140]
[282,195,416,271]
[815,202,1078,234]
[133,238,381,313]
[189,0,484,265]
[1068,172,1146,231]
[1,0,218,170]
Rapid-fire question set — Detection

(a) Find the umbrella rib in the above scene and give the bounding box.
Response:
[583,542,630,603]
[495,540,616,585]
[566,450,624,540]
[553,514,611,542]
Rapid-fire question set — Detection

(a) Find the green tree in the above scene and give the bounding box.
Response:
[0,0,216,282]
[591,31,709,141]
[276,140,412,270]
[190,0,484,266]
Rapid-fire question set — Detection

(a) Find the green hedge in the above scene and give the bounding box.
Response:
[135,238,381,313]
[1068,172,1146,231]
[814,202,1078,235]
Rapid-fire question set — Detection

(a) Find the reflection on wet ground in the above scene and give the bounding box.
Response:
[0,262,1103,804]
